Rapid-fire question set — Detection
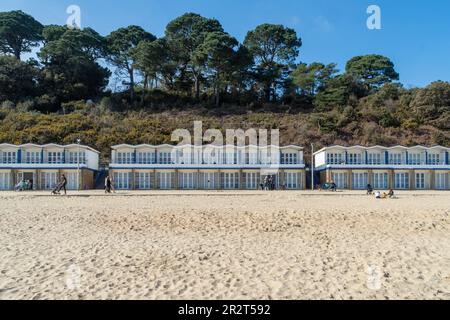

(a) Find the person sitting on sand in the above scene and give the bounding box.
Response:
[381,192,388,199]
[367,184,374,195]
[375,191,381,199]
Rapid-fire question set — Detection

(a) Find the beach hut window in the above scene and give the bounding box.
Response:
[68,151,86,164]
[373,173,388,189]
[285,172,298,189]
[348,153,362,165]
[66,172,78,190]
[158,172,172,189]
[137,152,155,164]
[47,152,63,164]
[435,173,448,190]
[415,173,425,189]
[408,153,421,165]
[1,151,17,164]
[223,173,238,189]
[114,172,130,189]
[282,153,298,164]
[25,151,41,164]
[367,153,382,165]
[43,172,58,189]
[225,152,234,165]
[246,172,259,189]
[389,153,402,165]
[332,173,347,189]
[394,172,409,189]
[427,153,440,165]
[327,153,343,165]
[0,173,11,190]
[203,173,216,189]
[179,172,196,189]
[352,172,368,189]
[117,152,133,164]
[137,172,151,189]
[158,152,172,164]
[249,152,258,164]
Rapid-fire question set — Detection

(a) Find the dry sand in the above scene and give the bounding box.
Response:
[1,190,450,300]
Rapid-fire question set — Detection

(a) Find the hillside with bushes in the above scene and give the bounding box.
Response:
[0,10,448,162]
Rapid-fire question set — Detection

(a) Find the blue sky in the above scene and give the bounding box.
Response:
[2,0,450,87]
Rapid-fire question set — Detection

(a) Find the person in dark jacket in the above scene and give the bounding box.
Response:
[105,175,112,193]
[52,174,67,195]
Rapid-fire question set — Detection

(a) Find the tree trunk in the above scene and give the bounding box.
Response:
[265,85,271,102]
[194,76,200,101]
[14,47,21,60]
[141,74,148,106]
[215,85,220,107]
[129,68,135,102]
[271,83,277,103]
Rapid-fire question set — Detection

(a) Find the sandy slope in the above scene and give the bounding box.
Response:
[0,191,450,300]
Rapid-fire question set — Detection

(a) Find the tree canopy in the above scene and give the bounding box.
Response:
[0,10,43,59]
[37,25,110,107]
[345,54,399,91]
[106,25,156,102]
[291,62,338,97]
[165,13,224,100]
[193,31,240,106]
[0,56,39,101]
[0,10,447,151]
[244,24,302,102]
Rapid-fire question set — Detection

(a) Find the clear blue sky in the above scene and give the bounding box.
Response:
[2,0,450,88]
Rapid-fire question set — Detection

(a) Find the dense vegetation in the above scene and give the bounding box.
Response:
[0,10,449,161]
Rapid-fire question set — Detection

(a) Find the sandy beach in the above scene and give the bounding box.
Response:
[1,190,450,300]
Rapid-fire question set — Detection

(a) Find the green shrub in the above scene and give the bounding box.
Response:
[378,111,400,128]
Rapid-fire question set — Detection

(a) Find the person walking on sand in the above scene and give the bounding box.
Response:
[52,174,67,195]
[110,176,116,193]
[330,181,337,192]
[15,179,24,192]
[105,175,112,193]
[60,174,67,195]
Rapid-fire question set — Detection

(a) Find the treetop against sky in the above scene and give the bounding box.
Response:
[0,0,449,88]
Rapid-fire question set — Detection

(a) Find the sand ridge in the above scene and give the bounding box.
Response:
[0,191,450,300]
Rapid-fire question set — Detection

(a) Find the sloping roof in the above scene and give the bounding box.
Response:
[0,143,100,154]
[111,144,304,150]
[313,145,450,155]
